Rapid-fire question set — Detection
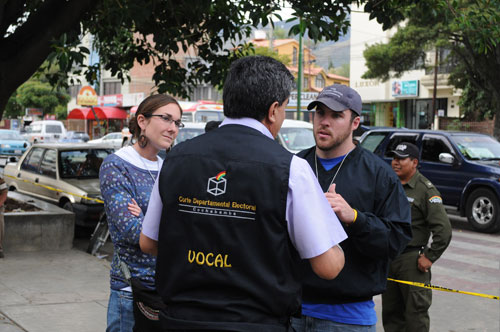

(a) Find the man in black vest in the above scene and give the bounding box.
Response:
[140,56,348,331]
[292,84,412,332]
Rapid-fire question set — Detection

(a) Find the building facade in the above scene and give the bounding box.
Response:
[350,5,461,129]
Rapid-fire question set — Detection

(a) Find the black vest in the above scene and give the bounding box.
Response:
[156,124,301,331]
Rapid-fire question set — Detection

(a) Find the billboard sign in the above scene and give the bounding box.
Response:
[391,80,419,97]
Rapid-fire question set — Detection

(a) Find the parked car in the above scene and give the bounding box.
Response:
[277,119,315,153]
[25,120,67,143]
[359,128,500,233]
[88,132,123,149]
[61,131,90,143]
[4,143,114,228]
[0,129,30,162]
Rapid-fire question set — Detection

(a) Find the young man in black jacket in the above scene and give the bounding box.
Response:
[292,84,412,331]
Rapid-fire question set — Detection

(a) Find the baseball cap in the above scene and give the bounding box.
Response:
[392,142,420,159]
[307,84,362,116]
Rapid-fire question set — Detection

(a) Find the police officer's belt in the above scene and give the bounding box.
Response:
[402,245,425,254]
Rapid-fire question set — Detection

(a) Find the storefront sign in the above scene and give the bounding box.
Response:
[98,94,123,106]
[77,86,98,106]
[392,80,419,97]
[288,91,319,107]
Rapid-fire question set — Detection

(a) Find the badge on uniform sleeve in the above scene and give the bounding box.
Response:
[429,195,443,204]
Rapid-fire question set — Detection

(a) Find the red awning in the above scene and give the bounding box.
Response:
[99,106,128,120]
[67,107,107,120]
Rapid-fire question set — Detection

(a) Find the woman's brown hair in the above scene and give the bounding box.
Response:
[129,94,182,140]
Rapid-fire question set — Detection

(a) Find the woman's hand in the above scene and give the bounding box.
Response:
[128,198,142,217]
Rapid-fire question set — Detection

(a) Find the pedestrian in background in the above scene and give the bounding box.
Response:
[383,142,452,332]
[99,94,182,332]
[0,176,7,258]
[140,55,347,331]
[293,84,412,331]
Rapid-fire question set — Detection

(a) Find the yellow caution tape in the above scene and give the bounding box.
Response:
[4,174,104,204]
[388,278,500,300]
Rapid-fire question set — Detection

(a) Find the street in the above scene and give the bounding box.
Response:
[75,211,500,332]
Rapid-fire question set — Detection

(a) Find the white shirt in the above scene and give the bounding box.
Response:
[142,117,347,259]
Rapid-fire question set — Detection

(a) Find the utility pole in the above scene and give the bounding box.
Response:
[297,18,304,121]
[431,47,438,129]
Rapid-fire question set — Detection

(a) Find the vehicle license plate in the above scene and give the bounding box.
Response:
[15,150,22,154]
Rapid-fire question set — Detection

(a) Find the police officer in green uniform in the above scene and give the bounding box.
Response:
[382,142,452,332]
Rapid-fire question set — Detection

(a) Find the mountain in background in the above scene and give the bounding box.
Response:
[265,18,351,72]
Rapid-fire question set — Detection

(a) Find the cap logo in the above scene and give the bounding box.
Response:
[396,144,408,151]
[320,88,343,99]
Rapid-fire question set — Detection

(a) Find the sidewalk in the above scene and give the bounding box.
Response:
[0,250,110,332]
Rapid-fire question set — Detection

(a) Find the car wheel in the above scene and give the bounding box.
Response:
[466,188,500,233]
[62,201,74,212]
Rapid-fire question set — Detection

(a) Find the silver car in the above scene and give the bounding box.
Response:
[4,143,114,228]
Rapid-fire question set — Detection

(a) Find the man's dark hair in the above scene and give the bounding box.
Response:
[205,120,221,132]
[223,56,294,121]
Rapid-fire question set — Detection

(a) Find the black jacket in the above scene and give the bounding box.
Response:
[298,145,412,303]
[156,124,301,331]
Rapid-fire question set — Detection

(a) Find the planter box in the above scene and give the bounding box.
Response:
[4,191,75,251]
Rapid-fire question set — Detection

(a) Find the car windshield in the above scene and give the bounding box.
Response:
[59,149,113,178]
[452,135,500,160]
[280,127,315,151]
[0,131,25,140]
[176,128,205,144]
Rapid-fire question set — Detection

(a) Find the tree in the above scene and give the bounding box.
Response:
[269,27,288,40]
[361,0,500,137]
[6,80,70,118]
[252,47,291,66]
[0,1,410,120]
[330,63,350,78]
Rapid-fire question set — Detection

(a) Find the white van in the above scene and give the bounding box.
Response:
[26,120,67,143]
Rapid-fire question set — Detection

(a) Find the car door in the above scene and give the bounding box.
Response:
[418,134,465,205]
[17,147,45,197]
[37,149,59,203]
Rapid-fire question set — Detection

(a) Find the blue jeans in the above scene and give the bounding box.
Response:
[107,288,135,332]
[291,315,376,332]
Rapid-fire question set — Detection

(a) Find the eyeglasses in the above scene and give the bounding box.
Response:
[147,114,185,128]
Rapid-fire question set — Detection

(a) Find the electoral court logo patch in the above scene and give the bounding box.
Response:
[429,195,443,204]
[207,171,227,196]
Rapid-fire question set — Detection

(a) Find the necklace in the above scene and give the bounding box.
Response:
[140,155,160,182]
[315,149,352,189]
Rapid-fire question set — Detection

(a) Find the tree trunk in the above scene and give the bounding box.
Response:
[0,0,98,120]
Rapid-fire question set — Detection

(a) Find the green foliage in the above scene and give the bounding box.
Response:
[330,63,350,78]
[7,81,69,119]
[34,0,355,98]
[269,27,288,39]
[3,0,466,119]
[250,47,291,66]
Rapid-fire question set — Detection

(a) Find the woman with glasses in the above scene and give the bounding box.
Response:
[99,94,183,332]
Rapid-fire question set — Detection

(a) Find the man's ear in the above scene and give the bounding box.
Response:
[351,114,361,130]
[265,101,280,124]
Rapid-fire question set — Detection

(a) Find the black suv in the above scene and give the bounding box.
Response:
[359,128,500,233]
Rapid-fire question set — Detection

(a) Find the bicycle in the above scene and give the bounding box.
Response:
[87,212,110,256]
